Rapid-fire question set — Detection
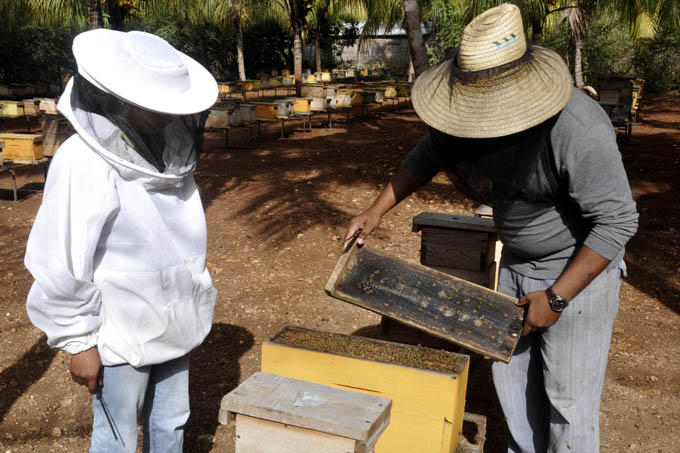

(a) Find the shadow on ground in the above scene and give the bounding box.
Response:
[185,323,254,453]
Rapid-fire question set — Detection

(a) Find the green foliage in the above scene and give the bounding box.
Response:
[582,18,635,82]
[241,23,294,76]
[543,17,636,86]
[128,15,236,80]
[0,25,78,85]
[633,30,680,93]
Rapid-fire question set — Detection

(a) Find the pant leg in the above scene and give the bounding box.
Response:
[492,262,622,453]
[492,267,551,453]
[90,363,151,453]
[141,354,191,453]
[542,264,621,452]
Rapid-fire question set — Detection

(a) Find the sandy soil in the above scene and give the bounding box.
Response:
[0,93,678,452]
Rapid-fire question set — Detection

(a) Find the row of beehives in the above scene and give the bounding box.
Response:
[206,82,412,129]
[0,116,71,161]
[0,98,58,117]
[0,83,63,100]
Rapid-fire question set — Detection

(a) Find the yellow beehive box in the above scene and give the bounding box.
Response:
[282,69,291,77]
[320,71,331,82]
[1,101,24,117]
[291,98,311,113]
[305,74,317,84]
[254,102,280,120]
[0,133,44,161]
[383,86,398,99]
[360,68,369,76]
[262,327,469,453]
[218,83,235,94]
[395,83,411,97]
[239,80,263,92]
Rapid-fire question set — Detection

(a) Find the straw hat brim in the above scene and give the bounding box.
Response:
[412,45,574,138]
[73,29,217,115]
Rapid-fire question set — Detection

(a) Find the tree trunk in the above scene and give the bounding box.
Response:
[233,0,246,81]
[105,0,124,30]
[532,18,543,42]
[574,37,584,88]
[314,32,322,73]
[402,0,429,78]
[294,23,303,96]
[87,0,102,29]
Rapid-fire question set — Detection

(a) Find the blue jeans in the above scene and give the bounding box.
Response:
[90,354,190,453]
[492,262,623,453]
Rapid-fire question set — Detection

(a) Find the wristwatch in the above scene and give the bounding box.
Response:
[545,286,569,313]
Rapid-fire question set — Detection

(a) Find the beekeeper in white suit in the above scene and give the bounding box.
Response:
[24,29,218,452]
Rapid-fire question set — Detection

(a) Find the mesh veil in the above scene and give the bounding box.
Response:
[436,116,560,209]
[70,73,208,174]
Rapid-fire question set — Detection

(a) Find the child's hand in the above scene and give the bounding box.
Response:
[70,347,102,394]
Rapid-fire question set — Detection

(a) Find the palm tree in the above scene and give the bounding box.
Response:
[305,0,365,73]
[88,0,103,29]
[360,0,429,78]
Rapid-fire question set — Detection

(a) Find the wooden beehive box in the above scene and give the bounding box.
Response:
[206,109,230,129]
[413,213,498,285]
[38,98,58,115]
[0,134,44,161]
[220,372,391,453]
[366,88,385,103]
[238,104,256,122]
[262,327,469,453]
[23,99,40,115]
[310,97,329,112]
[40,116,71,156]
[325,243,522,362]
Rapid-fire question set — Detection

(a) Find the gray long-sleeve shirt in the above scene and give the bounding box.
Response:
[402,88,638,279]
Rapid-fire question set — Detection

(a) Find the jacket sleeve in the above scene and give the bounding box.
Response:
[559,123,638,260]
[24,146,120,354]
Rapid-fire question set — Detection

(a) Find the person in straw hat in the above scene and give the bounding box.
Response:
[345,3,637,452]
[24,29,218,452]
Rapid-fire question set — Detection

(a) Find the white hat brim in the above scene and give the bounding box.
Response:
[73,29,217,115]
[412,46,574,138]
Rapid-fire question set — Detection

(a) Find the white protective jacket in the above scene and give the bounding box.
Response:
[25,80,217,367]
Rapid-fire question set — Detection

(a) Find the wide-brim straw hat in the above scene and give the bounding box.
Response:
[412,3,574,138]
[73,29,217,115]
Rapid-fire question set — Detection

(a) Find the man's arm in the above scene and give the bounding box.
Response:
[344,166,421,246]
[519,117,638,335]
[518,246,609,335]
[343,132,451,247]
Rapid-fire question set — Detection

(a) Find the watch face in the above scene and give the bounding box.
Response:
[550,296,568,312]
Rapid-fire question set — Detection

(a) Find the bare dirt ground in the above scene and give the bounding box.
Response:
[0,93,678,452]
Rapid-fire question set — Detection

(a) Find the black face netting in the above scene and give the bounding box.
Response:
[438,117,558,208]
[70,73,208,174]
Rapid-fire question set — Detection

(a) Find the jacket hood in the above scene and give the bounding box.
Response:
[58,78,197,190]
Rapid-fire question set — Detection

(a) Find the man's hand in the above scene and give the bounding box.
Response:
[70,347,102,394]
[344,208,382,249]
[516,290,562,336]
